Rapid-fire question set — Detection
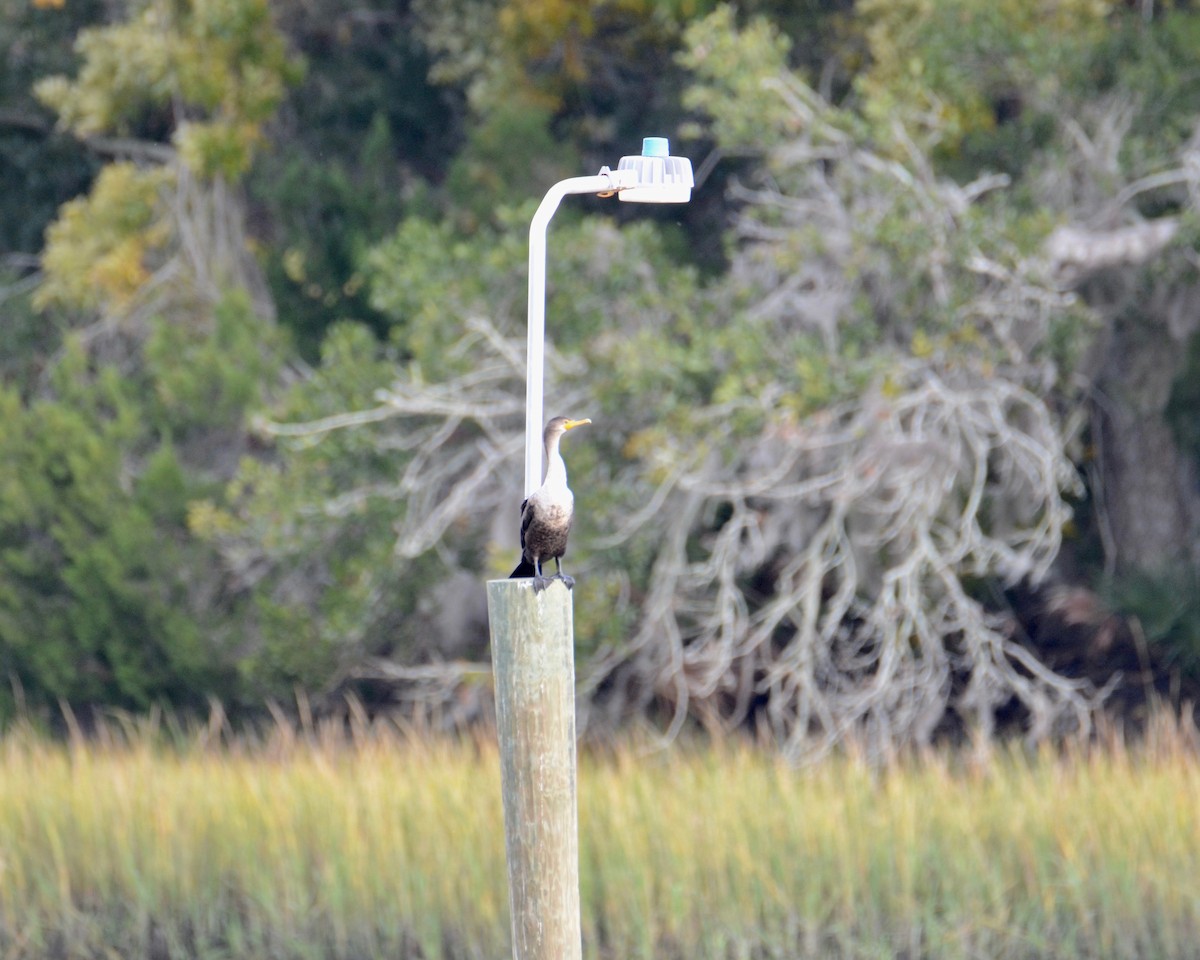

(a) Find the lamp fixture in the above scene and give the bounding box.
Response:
[615,137,694,203]
[523,138,695,496]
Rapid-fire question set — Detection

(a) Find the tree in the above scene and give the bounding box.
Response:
[6,0,1198,743]
[250,0,465,358]
[856,0,1200,687]
[0,0,103,258]
[563,7,1097,754]
[0,0,298,716]
[214,3,1200,756]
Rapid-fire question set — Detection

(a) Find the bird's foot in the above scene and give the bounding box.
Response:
[530,574,574,592]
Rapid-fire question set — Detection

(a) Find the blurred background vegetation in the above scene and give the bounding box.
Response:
[2,0,1200,752]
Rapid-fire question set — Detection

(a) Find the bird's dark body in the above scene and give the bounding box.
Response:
[513,499,573,577]
[509,415,589,588]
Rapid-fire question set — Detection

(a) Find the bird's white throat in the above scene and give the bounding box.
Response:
[536,451,572,504]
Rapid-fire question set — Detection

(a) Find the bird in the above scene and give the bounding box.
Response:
[510,416,591,591]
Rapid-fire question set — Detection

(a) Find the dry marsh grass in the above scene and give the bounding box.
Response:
[1,716,1198,959]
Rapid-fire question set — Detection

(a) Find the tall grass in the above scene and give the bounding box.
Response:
[1,717,1198,959]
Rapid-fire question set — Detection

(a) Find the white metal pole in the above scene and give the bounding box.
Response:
[497,147,688,960]
[524,172,630,498]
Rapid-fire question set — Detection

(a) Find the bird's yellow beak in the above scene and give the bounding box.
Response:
[563,418,591,431]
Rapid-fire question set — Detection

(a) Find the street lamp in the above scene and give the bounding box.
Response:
[523,136,694,497]
[489,137,694,960]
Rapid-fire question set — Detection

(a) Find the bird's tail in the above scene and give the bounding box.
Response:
[510,559,536,579]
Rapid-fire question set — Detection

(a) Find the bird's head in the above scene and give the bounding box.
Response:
[545,416,591,442]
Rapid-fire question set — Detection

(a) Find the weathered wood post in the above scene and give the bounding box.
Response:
[486,577,582,960]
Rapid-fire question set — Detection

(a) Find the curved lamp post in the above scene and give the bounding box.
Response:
[490,137,693,960]
[523,136,694,496]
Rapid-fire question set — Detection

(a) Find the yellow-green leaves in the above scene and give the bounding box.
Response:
[34,0,301,315]
[855,0,1113,153]
[678,6,795,152]
[495,0,713,102]
[34,5,176,137]
[497,0,597,86]
[36,0,301,180]
[36,162,173,313]
[176,119,263,182]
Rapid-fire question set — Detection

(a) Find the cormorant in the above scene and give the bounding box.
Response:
[510,416,591,591]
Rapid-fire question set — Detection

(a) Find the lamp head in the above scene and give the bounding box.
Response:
[617,137,693,203]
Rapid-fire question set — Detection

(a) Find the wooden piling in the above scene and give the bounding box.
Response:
[486,578,582,960]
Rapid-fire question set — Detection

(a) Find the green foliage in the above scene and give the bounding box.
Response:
[0,0,103,110]
[36,0,302,180]
[5,0,1200,729]
[280,0,460,169]
[445,100,581,229]
[0,350,212,714]
[419,0,713,238]
[854,0,1112,158]
[220,211,715,671]
[680,6,1072,375]
[364,213,526,368]
[363,206,717,412]
[678,6,796,152]
[249,1,459,355]
[0,268,63,393]
[143,287,282,435]
[1074,9,1200,177]
[252,118,399,358]
[846,1,1200,183]
[0,289,283,718]
[191,321,445,697]
[1,0,310,716]
[495,0,718,102]
[242,3,1104,717]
